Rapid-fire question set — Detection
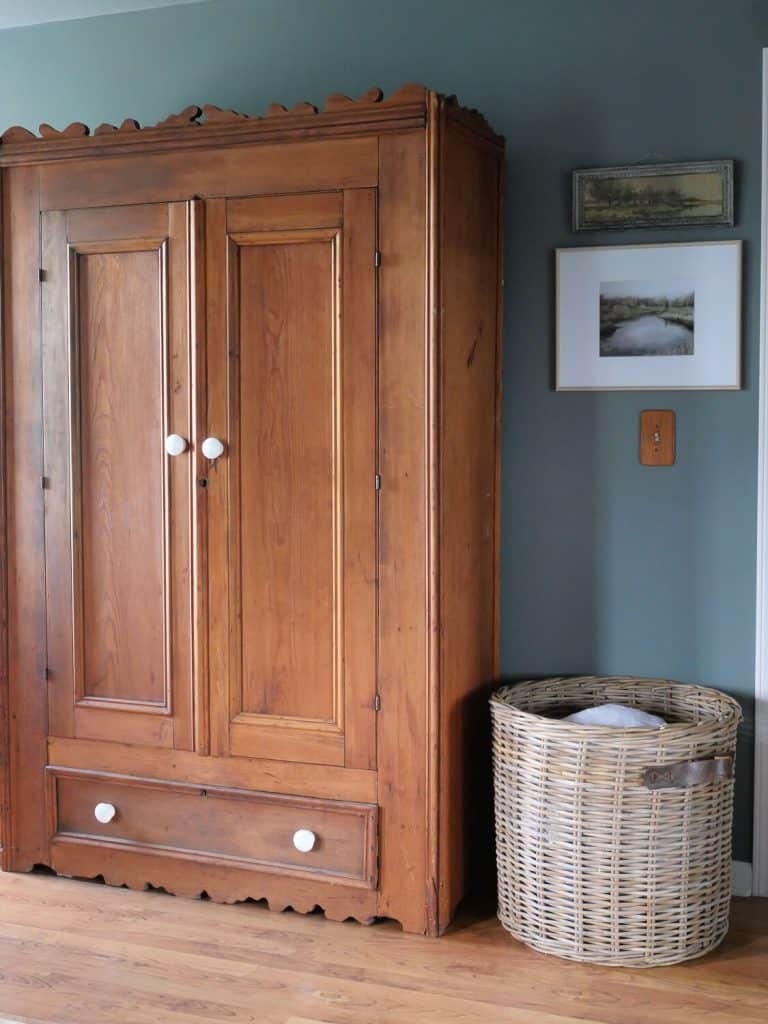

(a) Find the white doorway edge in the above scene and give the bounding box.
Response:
[751,47,768,897]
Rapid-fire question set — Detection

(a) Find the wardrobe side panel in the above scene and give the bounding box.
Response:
[1,165,47,870]
[437,120,503,929]
[376,132,431,933]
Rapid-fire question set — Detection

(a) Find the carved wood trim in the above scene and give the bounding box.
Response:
[94,118,140,135]
[155,105,202,129]
[39,122,89,140]
[1,125,36,142]
[201,104,249,123]
[46,840,379,922]
[442,94,504,147]
[1,85,425,146]
[0,86,499,165]
[324,87,383,112]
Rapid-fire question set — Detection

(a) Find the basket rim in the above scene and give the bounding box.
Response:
[489,675,743,734]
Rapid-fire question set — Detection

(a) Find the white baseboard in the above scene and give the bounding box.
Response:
[732,860,753,897]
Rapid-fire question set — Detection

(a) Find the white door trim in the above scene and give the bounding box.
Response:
[753,47,768,896]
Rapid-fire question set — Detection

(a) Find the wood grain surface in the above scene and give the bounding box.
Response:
[640,410,676,467]
[436,105,504,928]
[41,202,194,751]
[47,768,378,888]
[1,87,505,935]
[0,872,765,1024]
[206,191,377,771]
[77,245,166,705]
[2,165,47,870]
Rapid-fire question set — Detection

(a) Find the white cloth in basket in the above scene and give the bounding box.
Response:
[565,703,665,727]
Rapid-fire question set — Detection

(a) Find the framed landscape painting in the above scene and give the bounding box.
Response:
[556,241,741,391]
[572,160,734,231]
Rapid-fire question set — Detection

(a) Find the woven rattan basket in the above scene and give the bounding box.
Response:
[490,676,742,967]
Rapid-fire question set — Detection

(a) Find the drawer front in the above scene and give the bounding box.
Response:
[47,768,378,888]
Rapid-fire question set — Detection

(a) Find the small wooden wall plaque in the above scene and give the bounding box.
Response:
[640,410,675,466]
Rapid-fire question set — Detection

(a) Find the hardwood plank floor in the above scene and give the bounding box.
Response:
[0,871,765,1024]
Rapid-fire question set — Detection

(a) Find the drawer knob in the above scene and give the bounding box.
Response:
[94,802,116,824]
[165,434,188,456]
[293,828,316,853]
[201,436,225,460]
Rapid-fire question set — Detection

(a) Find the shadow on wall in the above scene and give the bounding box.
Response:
[499,108,603,682]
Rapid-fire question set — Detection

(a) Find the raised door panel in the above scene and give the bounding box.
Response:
[206,190,377,769]
[43,202,194,749]
[78,248,165,707]
[238,236,336,725]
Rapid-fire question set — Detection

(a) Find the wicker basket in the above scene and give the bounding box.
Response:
[490,676,742,967]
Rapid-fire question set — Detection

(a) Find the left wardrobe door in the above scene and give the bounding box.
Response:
[42,202,195,750]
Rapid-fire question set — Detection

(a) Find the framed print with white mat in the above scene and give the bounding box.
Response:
[556,241,741,391]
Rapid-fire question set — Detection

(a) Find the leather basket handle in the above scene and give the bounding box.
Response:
[643,755,734,790]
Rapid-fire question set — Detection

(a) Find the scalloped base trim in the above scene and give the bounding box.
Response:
[40,846,380,927]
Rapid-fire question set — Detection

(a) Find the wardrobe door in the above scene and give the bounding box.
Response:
[43,202,194,750]
[204,190,377,769]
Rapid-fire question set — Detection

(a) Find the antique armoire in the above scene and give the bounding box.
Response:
[0,84,503,935]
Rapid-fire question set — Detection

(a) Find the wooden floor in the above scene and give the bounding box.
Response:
[0,872,766,1024]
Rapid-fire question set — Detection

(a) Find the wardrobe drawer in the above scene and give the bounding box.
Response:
[47,768,378,888]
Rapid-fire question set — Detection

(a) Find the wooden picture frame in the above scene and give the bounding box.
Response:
[572,160,734,231]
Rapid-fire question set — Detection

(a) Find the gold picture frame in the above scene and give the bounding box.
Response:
[572,160,734,231]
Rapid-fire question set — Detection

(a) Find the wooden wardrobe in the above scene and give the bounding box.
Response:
[0,84,503,935]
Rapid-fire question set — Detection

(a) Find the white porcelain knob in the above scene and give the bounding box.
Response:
[165,434,187,456]
[201,436,225,460]
[292,828,316,853]
[94,802,116,824]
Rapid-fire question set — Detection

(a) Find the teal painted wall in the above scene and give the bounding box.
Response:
[0,0,764,858]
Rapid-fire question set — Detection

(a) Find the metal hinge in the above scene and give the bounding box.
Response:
[44,667,51,681]
[375,473,381,491]
[41,476,49,490]
[39,268,46,282]
[374,250,381,267]
[374,694,381,712]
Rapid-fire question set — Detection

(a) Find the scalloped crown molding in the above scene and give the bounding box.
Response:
[0,84,502,151]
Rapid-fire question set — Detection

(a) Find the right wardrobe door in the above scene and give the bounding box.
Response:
[202,189,379,772]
